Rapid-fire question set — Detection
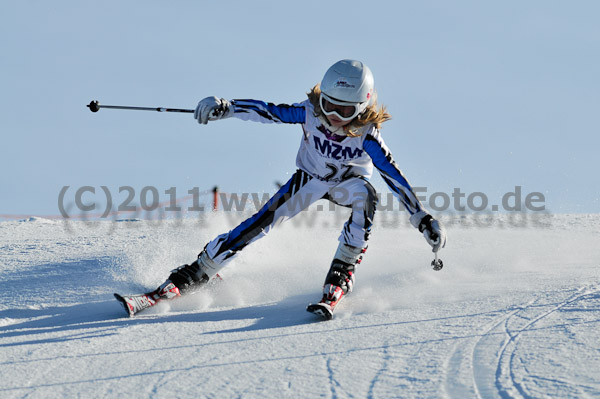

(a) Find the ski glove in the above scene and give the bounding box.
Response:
[194,97,233,124]
[410,211,447,252]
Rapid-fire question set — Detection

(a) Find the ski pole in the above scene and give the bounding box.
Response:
[86,100,194,114]
[431,251,443,271]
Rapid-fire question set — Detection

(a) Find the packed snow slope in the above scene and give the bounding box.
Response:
[0,212,599,399]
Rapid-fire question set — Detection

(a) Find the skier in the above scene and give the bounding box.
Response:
[115,59,447,319]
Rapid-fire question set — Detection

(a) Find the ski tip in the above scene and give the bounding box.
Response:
[306,303,334,321]
[114,293,135,317]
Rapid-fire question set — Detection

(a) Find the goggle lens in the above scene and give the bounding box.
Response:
[320,96,359,119]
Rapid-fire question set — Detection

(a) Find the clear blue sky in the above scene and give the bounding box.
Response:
[1,0,599,216]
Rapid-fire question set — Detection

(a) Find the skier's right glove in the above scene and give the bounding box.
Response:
[194,96,233,124]
[410,211,447,252]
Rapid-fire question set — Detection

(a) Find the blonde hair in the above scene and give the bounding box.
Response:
[307,84,391,136]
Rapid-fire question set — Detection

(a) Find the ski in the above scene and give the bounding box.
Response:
[306,302,335,320]
[114,275,223,317]
[114,291,161,317]
[114,280,181,317]
[307,286,346,320]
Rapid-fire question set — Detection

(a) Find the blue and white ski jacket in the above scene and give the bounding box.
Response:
[230,99,425,216]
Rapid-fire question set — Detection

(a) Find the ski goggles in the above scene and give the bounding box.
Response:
[320,93,366,121]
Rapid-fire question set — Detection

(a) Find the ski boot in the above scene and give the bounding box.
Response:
[307,244,366,320]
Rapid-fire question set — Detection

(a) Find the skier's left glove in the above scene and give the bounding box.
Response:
[410,211,447,252]
[194,96,233,124]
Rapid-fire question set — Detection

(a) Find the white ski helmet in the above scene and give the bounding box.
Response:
[319,59,374,121]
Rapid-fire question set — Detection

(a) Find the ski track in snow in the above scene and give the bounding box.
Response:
[0,213,599,398]
[442,284,600,399]
[495,286,600,399]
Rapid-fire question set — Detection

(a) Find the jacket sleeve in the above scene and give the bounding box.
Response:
[363,129,426,217]
[231,99,306,124]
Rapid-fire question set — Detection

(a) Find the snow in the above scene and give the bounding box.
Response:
[1,212,599,398]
